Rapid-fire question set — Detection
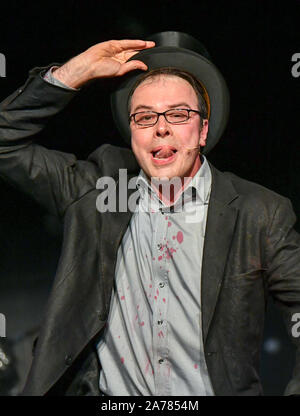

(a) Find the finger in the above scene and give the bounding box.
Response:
[117,60,148,76]
[122,43,154,61]
[123,50,144,61]
[117,39,155,51]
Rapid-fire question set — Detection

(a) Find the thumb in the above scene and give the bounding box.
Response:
[117,60,148,76]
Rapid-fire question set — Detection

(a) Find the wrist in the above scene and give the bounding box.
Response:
[52,55,93,89]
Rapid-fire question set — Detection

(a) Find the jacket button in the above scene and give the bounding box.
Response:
[65,355,72,366]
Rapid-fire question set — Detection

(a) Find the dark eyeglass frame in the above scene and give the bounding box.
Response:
[129,108,201,126]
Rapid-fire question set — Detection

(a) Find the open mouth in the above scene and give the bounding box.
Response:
[150,146,178,166]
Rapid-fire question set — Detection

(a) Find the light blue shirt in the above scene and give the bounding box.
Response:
[97,158,214,396]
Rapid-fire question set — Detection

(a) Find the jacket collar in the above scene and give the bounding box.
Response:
[201,163,239,344]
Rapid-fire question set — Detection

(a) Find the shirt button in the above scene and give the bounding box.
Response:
[65,355,72,366]
[157,243,162,250]
[157,320,163,325]
[159,282,165,288]
[158,359,164,364]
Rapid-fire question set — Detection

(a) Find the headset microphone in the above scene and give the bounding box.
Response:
[181,144,201,152]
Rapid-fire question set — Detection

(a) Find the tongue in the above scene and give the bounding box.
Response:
[155,148,174,159]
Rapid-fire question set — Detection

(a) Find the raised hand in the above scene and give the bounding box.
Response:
[53,39,155,88]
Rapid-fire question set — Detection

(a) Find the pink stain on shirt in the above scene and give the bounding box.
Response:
[121,357,125,364]
[168,222,172,227]
[137,305,140,309]
[149,284,152,288]
[152,257,155,260]
[158,331,164,338]
[121,296,125,300]
[172,235,176,240]
[158,256,163,261]
[194,364,198,369]
[177,231,184,244]
[145,358,150,374]
[163,298,166,303]
[154,296,157,300]
[165,248,173,259]
[165,216,168,220]
[156,289,159,296]
[139,321,145,326]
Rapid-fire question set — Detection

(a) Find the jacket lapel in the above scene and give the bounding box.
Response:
[99,173,138,310]
[201,164,239,345]
[95,145,140,310]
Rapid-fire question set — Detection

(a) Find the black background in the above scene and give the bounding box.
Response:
[0,0,299,395]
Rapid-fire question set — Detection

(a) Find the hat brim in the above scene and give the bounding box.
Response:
[110,46,230,154]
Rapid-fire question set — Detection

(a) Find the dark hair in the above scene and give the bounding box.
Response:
[127,67,209,121]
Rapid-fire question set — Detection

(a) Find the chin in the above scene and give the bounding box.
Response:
[148,168,180,181]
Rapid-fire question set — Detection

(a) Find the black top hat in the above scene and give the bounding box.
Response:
[110,31,230,154]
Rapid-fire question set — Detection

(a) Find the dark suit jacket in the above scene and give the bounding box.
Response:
[1,66,300,396]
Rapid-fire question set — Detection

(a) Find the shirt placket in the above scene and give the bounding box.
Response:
[151,208,170,396]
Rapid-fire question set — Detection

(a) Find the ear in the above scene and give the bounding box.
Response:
[199,119,209,147]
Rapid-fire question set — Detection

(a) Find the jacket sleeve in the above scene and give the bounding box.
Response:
[265,197,300,395]
[0,65,100,217]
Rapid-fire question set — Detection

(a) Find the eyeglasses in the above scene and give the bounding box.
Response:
[129,108,201,126]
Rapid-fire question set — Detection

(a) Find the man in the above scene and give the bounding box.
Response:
[0,32,299,396]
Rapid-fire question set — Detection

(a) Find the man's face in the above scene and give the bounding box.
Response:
[130,75,208,181]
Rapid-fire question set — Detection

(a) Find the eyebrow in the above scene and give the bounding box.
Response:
[132,102,192,113]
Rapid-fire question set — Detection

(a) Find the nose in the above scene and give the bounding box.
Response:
[154,114,171,138]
